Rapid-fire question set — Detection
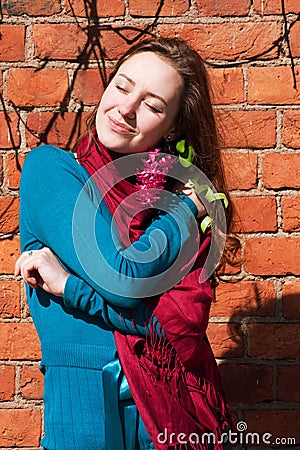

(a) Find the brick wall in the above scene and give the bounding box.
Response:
[0,0,299,448]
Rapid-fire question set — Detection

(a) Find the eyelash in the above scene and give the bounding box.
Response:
[115,83,162,114]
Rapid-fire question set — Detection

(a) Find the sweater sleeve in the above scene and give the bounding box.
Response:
[20,145,199,309]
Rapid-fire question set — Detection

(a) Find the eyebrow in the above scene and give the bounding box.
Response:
[118,73,168,106]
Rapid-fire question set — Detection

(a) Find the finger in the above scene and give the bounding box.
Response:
[14,251,32,276]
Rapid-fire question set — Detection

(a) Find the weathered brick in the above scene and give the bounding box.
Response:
[3,0,61,16]
[207,323,244,358]
[209,68,244,104]
[0,281,21,319]
[219,364,273,403]
[0,196,19,233]
[281,196,300,232]
[0,237,20,274]
[0,113,20,149]
[5,153,25,190]
[245,237,300,275]
[222,153,258,190]
[0,366,15,401]
[245,410,300,443]
[221,110,276,148]
[129,0,188,16]
[282,281,300,319]
[6,68,69,107]
[212,281,275,317]
[232,196,277,232]
[67,0,125,17]
[248,66,300,104]
[282,110,300,148]
[0,323,41,360]
[290,21,300,57]
[248,323,300,358]
[100,29,144,60]
[73,69,106,105]
[262,153,300,189]
[253,0,300,14]
[196,0,250,16]
[0,409,41,447]
[0,25,25,61]
[278,366,300,401]
[20,365,44,400]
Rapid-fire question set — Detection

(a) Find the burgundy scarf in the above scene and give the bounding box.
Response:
[77,134,232,450]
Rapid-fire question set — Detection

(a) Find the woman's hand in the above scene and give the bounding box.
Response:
[14,248,69,297]
[174,181,207,219]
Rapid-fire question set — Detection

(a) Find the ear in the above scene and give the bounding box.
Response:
[165,127,182,141]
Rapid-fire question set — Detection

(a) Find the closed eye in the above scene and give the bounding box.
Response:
[145,102,162,114]
[115,83,129,93]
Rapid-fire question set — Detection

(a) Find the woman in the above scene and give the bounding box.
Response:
[15,38,237,449]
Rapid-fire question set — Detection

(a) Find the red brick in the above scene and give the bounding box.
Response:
[26,112,89,150]
[282,110,300,148]
[281,196,300,232]
[221,110,276,148]
[219,364,273,403]
[67,0,125,17]
[278,366,300,401]
[232,196,277,232]
[0,323,41,360]
[248,323,300,358]
[212,281,275,317]
[262,153,300,189]
[0,196,19,233]
[207,323,244,358]
[101,29,144,60]
[222,153,257,190]
[166,22,282,61]
[6,68,69,107]
[0,25,25,62]
[245,237,300,275]
[5,153,25,190]
[209,68,244,104]
[290,21,300,57]
[0,366,15,401]
[282,281,300,319]
[0,113,20,149]
[0,409,41,447]
[196,0,250,16]
[248,66,300,104]
[129,0,188,16]
[20,366,44,400]
[0,154,3,186]
[0,237,20,274]
[0,281,21,318]
[73,69,105,105]
[253,0,300,14]
[2,0,61,15]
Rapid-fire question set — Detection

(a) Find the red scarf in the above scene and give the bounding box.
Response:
[77,134,232,450]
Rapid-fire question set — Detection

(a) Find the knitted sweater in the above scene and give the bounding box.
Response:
[19,145,198,450]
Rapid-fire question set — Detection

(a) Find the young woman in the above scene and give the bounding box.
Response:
[15,38,238,449]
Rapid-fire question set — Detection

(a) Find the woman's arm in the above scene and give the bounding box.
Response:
[20,145,199,308]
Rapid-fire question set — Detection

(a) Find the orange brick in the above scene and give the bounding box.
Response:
[129,0,188,16]
[278,366,300,401]
[0,237,20,274]
[20,366,44,400]
[73,69,106,105]
[245,237,300,275]
[0,25,25,62]
[220,364,273,403]
[101,29,144,60]
[248,323,300,358]
[282,281,300,319]
[221,110,276,148]
[248,66,300,104]
[0,196,19,233]
[166,22,282,61]
[0,281,21,318]
[281,196,300,232]
[209,68,244,104]
[245,410,300,442]
[0,366,15,401]
[5,153,25,190]
[212,281,275,317]
[0,113,20,149]
[67,0,125,17]
[0,154,3,186]
[262,153,300,189]
[0,409,41,447]
[207,323,244,358]
[282,110,300,149]
[3,0,61,15]
[290,21,300,57]
[0,323,41,360]
[232,196,277,232]
[196,0,250,16]
[253,0,300,14]
[6,68,69,107]
[222,153,257,190]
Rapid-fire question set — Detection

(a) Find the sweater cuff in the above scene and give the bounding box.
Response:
[63,274,80,307]
[173,192,198,218]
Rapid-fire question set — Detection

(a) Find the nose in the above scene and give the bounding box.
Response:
[118,96,138,120]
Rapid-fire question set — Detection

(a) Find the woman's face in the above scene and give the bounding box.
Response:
[96,52,183,154]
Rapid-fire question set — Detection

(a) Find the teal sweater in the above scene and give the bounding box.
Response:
[20,145,198,450]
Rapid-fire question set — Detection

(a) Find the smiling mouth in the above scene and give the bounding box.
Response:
[108,117,136,134]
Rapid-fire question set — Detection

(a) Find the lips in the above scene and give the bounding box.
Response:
[108,116,136,134]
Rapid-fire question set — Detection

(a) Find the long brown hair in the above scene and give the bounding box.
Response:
[79,37,241,274]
